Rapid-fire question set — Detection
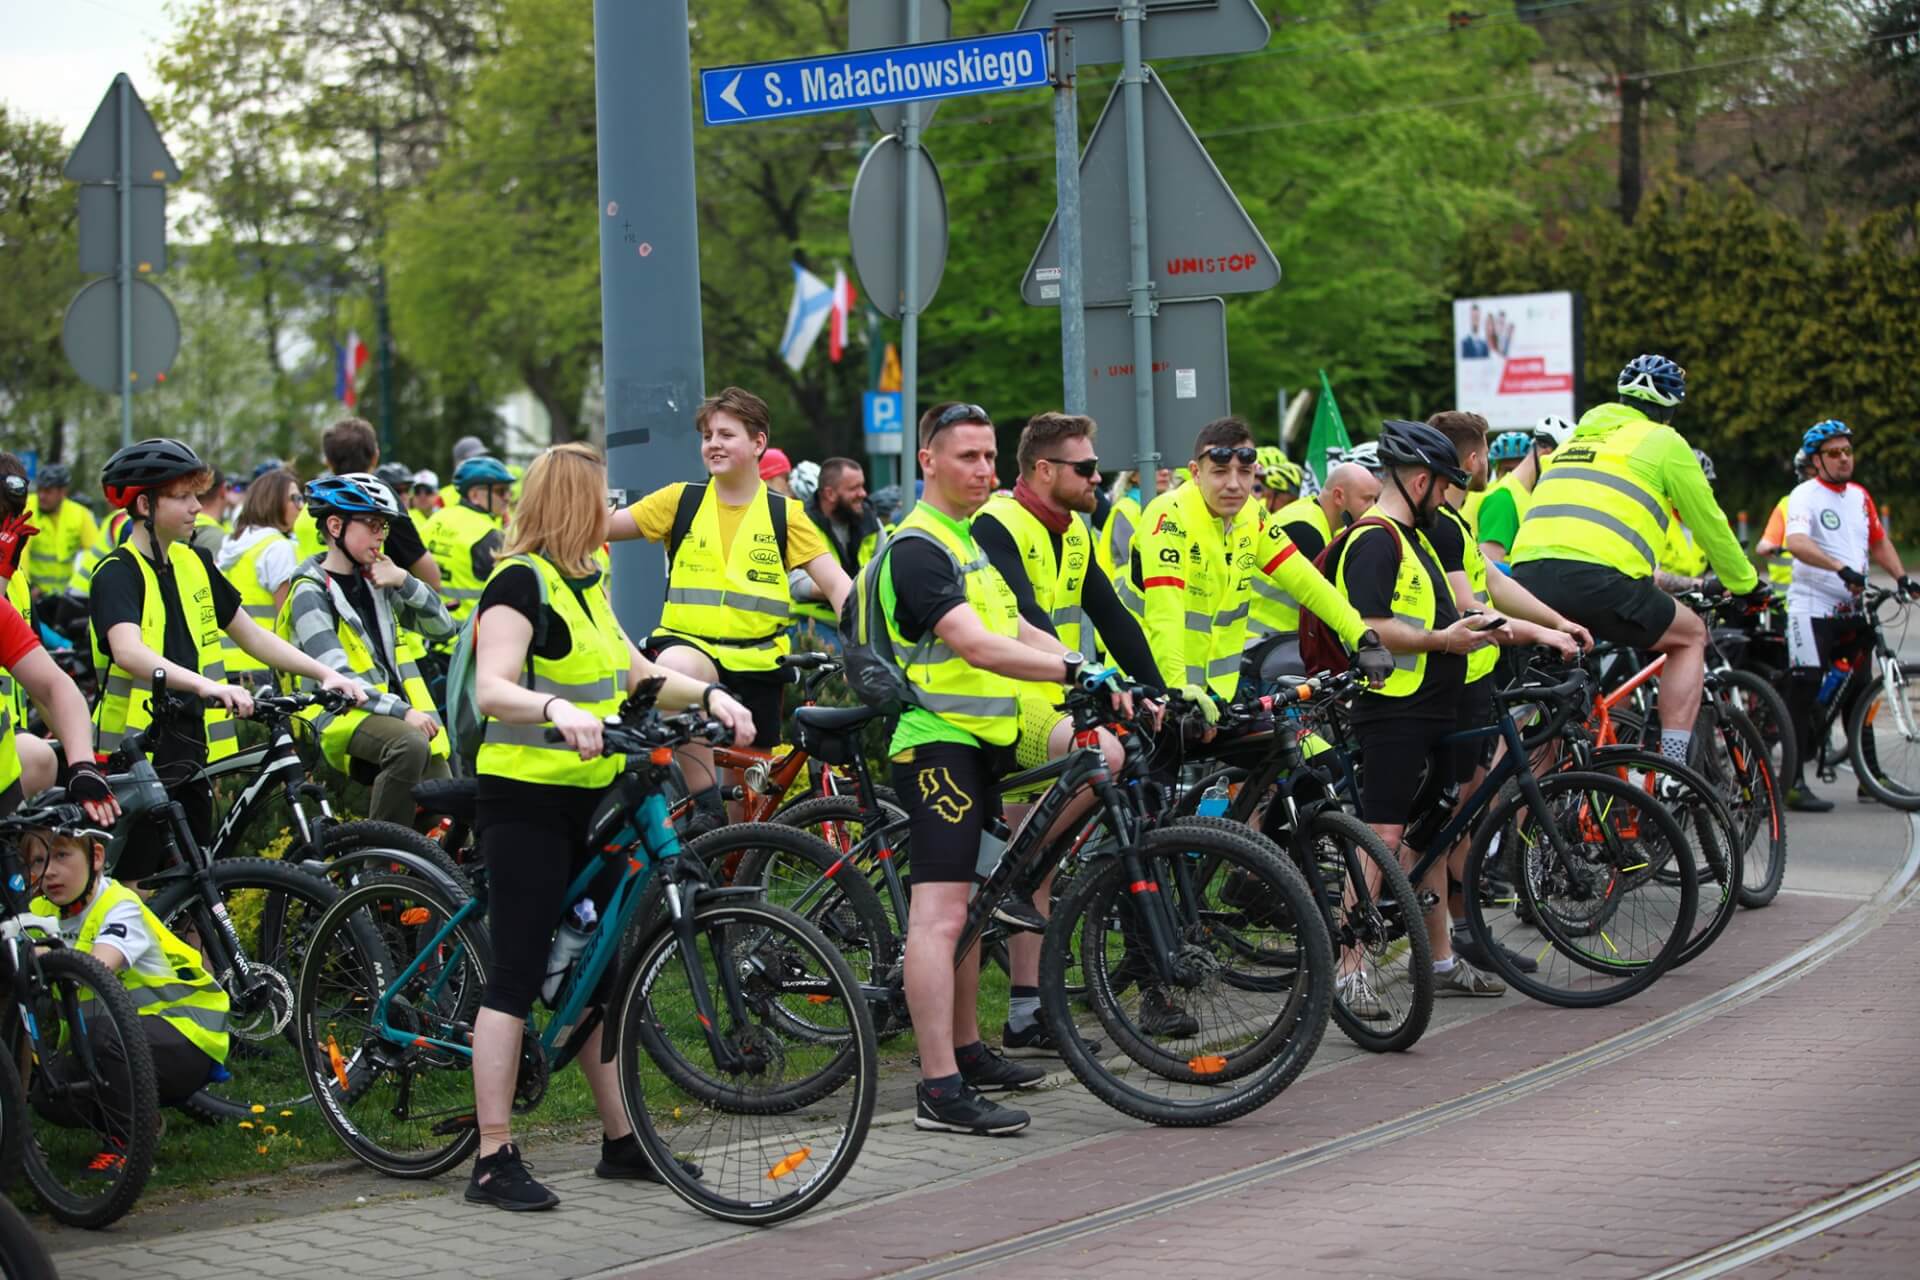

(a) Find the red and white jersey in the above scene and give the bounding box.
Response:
[1785,478,1883,613]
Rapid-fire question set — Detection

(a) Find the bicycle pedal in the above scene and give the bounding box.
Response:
[431,1113,477,1137]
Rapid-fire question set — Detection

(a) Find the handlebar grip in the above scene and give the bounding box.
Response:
[544,727,566,744]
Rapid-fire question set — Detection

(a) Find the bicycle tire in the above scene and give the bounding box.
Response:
[1038,822,1332,1127]
[296,873,490,1179]
[18,949,159,1229]
[316,820,473,894]
[1464,770,1697,1008]
[1701,705,1789,907]
[1589,748,1739,966]
[761,795,910,943]
[1716,668,1798,801]
[617,897,877,1225]
[0,1022,25,1189]
[0,1195,55,1279]
[1850,664,1920,812]
[1307,810,1434,1054]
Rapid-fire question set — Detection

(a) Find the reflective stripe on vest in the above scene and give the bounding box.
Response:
[1131,480,1259,698]
[53,879,229,1062]
[654,482,793,673]
[881,512,1022,745]
[1513,409,1674,578]
[91,542,238,760]
[477,554,632,787]
[1335,512,1439,697]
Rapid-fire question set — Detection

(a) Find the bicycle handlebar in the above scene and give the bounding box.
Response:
[542,709,734,757]
[777,651,839,672]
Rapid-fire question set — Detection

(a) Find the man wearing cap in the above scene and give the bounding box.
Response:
[22,465,99,599]
[409,470,442,516]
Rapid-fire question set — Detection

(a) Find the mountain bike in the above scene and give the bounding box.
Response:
[0,803,159,1229]
[1795,586,1920,810]
[295,683,878,1225]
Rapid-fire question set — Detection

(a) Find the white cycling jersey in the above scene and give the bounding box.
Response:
[1784,478,1882,616]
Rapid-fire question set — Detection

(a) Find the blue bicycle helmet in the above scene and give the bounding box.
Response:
[306,473,402,521]
[1488,431,1532,462]
[1617,354,1687,407]
[1802,420,1850,455]
[452,455,514,489]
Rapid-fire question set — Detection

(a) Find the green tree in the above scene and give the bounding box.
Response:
[0,106,86,460]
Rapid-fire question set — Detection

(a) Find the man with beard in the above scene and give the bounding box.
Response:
[793,456,883,641]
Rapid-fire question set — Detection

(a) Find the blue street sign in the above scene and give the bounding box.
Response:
[863,390,904,456]
[701,30,1049,127]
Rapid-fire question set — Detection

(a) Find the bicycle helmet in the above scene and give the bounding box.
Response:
[306,473,403,521]
[1789,449,1810,478]
[1255,449,1304,492]
[251,457,286,481]
[1533,414,1575,449]
[1693,447,1717,484]
[1488,431,1532,462]
[1802,419,1850,454]
[789,459,821,504]
[1376,419,1468,487]
[452,455,513,490]
[374,462,414,494]
[1617,354,1687,407]
[101,437,209,512]
[868,484,904,525]
[35,463,72,490]
[1343,441,1382,473]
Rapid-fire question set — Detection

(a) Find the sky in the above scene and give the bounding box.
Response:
[2,1,181,143]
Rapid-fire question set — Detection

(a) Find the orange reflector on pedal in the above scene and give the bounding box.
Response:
[399,907,430,926]
[1189,1055,1227,1074]
[649,747,673,766]
[769,1147,811,1179]
[326,1035,350,1092]
[806,994,833,1004]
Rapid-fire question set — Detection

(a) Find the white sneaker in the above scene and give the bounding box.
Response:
[1337,970,1391,1021]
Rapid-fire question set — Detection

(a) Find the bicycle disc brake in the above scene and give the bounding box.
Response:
[229,965,295,1040]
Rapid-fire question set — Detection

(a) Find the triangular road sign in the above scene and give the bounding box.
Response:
[1017,0,1269,66]
[1022,70,1279,307]
[65,75,180,185]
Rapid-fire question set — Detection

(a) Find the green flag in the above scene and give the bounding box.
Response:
[1304,369,1352,486]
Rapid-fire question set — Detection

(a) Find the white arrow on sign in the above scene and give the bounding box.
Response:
[718,73,745,115]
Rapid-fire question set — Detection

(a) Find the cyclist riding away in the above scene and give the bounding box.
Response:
[464,442,753,1211]
[1510,355,1766,765]
[277,476,459,828]
[1475,415,1572,568]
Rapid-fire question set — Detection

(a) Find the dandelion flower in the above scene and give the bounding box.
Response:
[251,1103,267,1114]
[238,1121,254,1130]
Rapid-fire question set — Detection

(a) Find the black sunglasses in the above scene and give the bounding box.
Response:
[2,475,25,501]
[927,402,992,441]
[1202,446,1259,467]
[1040,456,1100,479]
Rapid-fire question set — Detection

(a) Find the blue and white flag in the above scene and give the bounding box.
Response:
[779,262,835,372]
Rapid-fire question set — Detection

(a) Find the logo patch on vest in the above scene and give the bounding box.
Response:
[100,922,128,939]
[749,548,780,565]
[746,569,780,586]
[1159,547,1182,565]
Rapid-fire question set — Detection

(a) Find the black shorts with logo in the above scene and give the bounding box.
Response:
[1511,559,1676,652]
[890,741,1007,885]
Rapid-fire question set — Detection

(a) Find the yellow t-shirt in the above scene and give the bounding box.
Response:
[627,482,828,566]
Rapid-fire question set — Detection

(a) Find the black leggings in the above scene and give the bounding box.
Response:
[476,783,621,1020]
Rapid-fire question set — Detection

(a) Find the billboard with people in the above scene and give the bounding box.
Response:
[1452,290,1581,428]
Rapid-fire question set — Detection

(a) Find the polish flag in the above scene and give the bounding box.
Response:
[829,268,856,363]
[335,331,371,408]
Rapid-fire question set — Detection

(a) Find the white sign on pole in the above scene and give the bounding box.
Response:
[1451,290,1581,429]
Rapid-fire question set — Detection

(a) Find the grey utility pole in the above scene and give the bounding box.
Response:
[115,77,134,446]
[372,119,395,456]
[1118,4,1158,489]
[1050,26,1085,415]
[593,0,706,636]
[897,2,924,513]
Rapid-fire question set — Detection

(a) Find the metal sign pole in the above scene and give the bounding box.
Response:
[898,1,922,512]
[115,75,133,446]
[1051,26,1085,416]
[1117,5,1158,489]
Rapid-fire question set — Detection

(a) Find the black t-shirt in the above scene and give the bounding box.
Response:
[90,542,243,676]
[384,510,428,575]
[475,560,602,661]
[328,570,403,690]
[1429,504,1466,575]
[1341,517,1463,721]
[887,536,970,646]
[1282,519,1327,564]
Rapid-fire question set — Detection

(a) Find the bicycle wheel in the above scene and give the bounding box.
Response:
[1716,668,1798,799]
[1590,748,1738,967]
[1038,822,1333,1126]
[1850,662,1920,811]
[17,949,159,1228]
[0,1025,25,1190]
[703,821,899,1036]
[758,798,907,944]
[1698,705,1789,906]
[0,1195,55,1279]
[1464,770,1697,1008]
[616,897,876,1225]
[296,874,491,1178]
[1306,810,1434,1053]
[316,820,473,894]
[147,857,359,1120]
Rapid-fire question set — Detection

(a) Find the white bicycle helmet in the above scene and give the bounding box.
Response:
[1533,415,1575,449]
[789,459,821,504]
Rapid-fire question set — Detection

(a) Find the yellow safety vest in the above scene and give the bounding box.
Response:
[1511,404,1674,578]
[34,879,229,1063]
[793,511,880,627]
[70,510,132,593]
[1099,494,1144,617]
[1438,503,1498,683]
[655,483,792,673]
[218,532,291,677]
[22,498,98,597]
[422,502,500,625]
[1128,480,1258,698]
[881,505,1022,745]
[978,495,1090,652]
[476,554,631,789]
[1334,510,1441,698]
[274,564,451,775]
[1250,497,1332,638]
[1660,521,1709,578]
[1481,468,1534,551]
[1460,487,1489,538]
[90,541,238,761]
[1761,494,1794,588]
[291,508,325,563]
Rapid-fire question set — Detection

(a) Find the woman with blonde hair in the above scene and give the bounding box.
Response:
[463,441,753,1212]
[217,467,304,681]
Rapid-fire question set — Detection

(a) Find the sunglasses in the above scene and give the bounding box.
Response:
[2,475,24,501]
[1201,446,1259,468]
[1818,445,1853,458]
[927,402,992,442]
[1041,456,1100,479]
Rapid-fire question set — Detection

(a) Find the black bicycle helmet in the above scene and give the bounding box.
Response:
[1375,419,1468,487]
[35,463,73,490]
[374,462,414,494]
[101,437,208,511]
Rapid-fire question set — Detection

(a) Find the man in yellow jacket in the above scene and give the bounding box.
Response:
[23,464,98,598]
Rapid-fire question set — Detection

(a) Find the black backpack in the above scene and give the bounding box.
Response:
[838,527,939,710]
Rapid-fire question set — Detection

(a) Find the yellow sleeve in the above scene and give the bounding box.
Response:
[1132,507,1192,690]
[1273,548,1367,647]
[782,497,829,565]
[75,504,100,546]
[625,484,686,543]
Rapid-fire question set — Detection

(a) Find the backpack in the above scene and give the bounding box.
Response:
[838,527,939,710]
[1298,516,1400,676]
[444,556,550,766]
[665,482,789,573]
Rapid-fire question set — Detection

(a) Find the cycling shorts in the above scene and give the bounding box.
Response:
[1457,676,1498,773]
[1353,715,1474,826]
[1511,560,1676,651]
[891,742,1005,884]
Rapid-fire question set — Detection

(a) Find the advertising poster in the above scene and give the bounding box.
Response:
[1452,291,1581,428]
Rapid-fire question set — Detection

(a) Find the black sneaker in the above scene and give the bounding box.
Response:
[990,897,1047,934]
[594,1132,703,1183]
[914,1081,1031,1135]
[1138,986,1199,1039]
[466,1142,558,1211]
[679,805,727,839]
[957,1042,1046,1091]
[1786,785,1834,813]
[1451,925,1538,974]
[1001,1016,1103,1060]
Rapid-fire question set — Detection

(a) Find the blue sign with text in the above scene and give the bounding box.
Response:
[701,30,1050,127]
[863,391,904,456]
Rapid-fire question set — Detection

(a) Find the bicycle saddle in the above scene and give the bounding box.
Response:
[791,704,888,767]
[411,776,477,823]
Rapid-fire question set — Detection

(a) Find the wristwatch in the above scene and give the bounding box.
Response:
[1060,650,1086,684]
